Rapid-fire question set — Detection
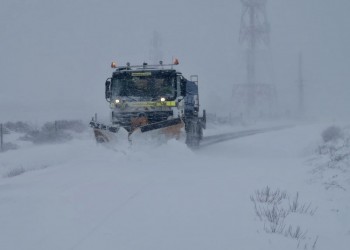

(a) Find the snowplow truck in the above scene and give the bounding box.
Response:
[90,60,206,148]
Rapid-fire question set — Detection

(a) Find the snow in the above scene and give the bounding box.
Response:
[0,122,349,250]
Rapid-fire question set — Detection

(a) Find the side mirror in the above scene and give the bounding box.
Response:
[180,78,187,97]
[105,79,111,101]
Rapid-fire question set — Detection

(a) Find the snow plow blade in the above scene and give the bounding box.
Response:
[89,120,122,143]
[89,121,120,133]
[138,118,182,133]
[89,118,183,143]
[129,117,184,144]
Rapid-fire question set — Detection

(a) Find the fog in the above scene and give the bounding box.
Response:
[1,0,349,123]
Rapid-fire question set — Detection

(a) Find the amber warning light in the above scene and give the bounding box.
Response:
[111,62,117,68]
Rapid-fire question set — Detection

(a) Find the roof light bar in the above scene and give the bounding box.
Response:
[110,59,180,70]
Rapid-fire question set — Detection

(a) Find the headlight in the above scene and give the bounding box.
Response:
[160,97,166,102]
[115,99,120,104]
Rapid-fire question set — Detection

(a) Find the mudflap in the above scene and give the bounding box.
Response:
[185,119,203,149]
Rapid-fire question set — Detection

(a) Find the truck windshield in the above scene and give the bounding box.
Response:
[111,73,176,100]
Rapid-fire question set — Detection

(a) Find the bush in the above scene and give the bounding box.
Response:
[314,126,350,191]
[21,129,72,144]
[19,120,86,144]
[51,120,87,133]
[251,186,318,249]
[0,142,18,152]
[5,167,25,177]
[322,126,343,143]
[4,121,32,133]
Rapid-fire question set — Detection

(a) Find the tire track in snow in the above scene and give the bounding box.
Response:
[199,125,293,148]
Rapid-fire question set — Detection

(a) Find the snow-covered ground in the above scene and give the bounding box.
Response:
[1,122,349,250]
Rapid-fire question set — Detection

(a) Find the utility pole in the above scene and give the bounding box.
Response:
[0,123,3,152]
[55,121,58,133]
[297,52,305,117]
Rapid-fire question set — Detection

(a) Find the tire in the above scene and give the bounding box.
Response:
[185,120,202,149]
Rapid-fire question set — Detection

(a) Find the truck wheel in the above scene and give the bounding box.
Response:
[186,121,201,148]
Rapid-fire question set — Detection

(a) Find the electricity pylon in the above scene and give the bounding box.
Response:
[231,0,277,120]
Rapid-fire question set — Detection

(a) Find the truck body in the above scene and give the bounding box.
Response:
[90,60,206,148]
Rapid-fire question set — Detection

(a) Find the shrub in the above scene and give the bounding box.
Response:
[251,186,318,248]
[0,142,18,153]
[4,121,32,133]
[19,119,86,144]
[21,129,72,144]
[5,167,25,178]
[322,126,343,143]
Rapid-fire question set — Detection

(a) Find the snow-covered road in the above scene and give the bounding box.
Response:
[1,123,349,250]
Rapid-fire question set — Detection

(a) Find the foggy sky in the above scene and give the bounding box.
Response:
[1,0,349,123]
